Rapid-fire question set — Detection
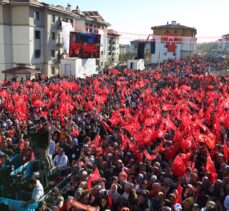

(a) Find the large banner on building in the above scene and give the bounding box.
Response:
[166,36,176,52]
[69,32,101,58]
[62,21,74,54]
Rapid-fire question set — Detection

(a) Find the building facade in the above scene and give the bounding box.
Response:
[151,21,197,63]
[130,39,152,64]
[119,44,130,55]
[0,0,81,80]
[0,1,111,80]
[73,11,110,69]
[107,29,120,67]
[218,34,229,53]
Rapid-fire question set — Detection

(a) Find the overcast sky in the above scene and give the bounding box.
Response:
[44,0,229,44]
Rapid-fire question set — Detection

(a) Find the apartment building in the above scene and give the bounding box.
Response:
[78,11,110,69]
[0,0,81,79]
[218,33,229,53]
[0,1,111,80]
[151,21,197,63]
[119,44,131,55]
[107,29,120,66]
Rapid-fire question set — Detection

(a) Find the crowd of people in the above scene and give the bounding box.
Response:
[0,57,229,211]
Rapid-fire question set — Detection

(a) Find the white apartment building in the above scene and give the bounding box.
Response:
[0,1,111,80]
[107,29,120,66]
[151,21,197,63]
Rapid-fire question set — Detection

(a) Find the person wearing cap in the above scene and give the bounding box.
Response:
[174,203,182,211]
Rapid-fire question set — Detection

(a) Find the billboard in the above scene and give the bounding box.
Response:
[69,32,101,58]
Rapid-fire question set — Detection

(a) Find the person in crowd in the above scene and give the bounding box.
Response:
[45,187,64,210]
[21,178,44,208]
[0,56,228,211]
[35,201,52,211]
[52,147,68,175]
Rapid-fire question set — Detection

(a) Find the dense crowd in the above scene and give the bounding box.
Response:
[0,57,229,211]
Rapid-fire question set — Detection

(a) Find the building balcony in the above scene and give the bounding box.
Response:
[56,39,63,48]
[56,20,62,30]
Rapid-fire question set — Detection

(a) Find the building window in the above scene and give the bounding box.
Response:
[35,50,41,58]
[101,51,103,55]
[35,30,40,39]
[52,14,55,23]
[51,67,55,74]
[51,32,55,40]
[164,52,167,56]
[173,52,176,56]
[101,62,103,66]
[34,11,40,20]
[51,50,55,57]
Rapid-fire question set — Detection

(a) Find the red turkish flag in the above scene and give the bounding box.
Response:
[224,142,229,162]
[124,122,141,134]
[144,150,158,161]
[197,133,216,149]
[175,183,183,204]
[72,127,79,137]
[101,121,112,133]
[88,168,101,189]
[172,155,186,177]
[93,133,101,148]
[206,154,217,183]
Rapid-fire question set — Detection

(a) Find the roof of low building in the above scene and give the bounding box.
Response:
[107,29,120,36]
[83,11,105,21]
[2,66,41,74]
[151,21,197,34]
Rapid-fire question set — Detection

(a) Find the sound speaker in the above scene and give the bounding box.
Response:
[137,43,145,59]
[151,40,155,54]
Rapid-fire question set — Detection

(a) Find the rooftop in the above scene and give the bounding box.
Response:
[2,66,41,75]
[107,29,120,36]
[151,21,197,34]
[83,11,105,22]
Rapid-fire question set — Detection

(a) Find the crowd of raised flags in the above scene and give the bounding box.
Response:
[0,56,228,211]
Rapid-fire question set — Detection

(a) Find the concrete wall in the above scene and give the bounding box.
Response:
[12,6,30,25]
[12,25,31,64]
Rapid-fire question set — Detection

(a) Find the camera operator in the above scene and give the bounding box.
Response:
[21,177,44,208]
